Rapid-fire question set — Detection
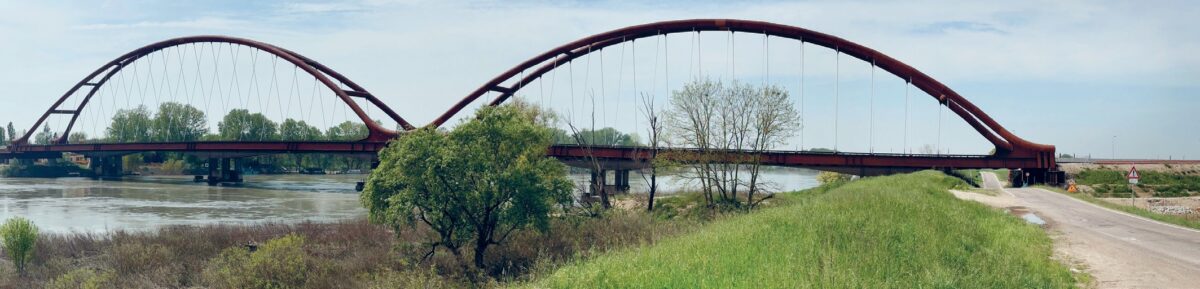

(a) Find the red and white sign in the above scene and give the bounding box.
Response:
[1127,166,1140,184]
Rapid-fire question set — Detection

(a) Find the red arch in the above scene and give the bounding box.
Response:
[15,35,412,145]
[433,19,1054,162]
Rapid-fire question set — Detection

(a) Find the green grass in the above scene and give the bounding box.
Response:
[519,171,1076,289]
[1037,185,1200,230]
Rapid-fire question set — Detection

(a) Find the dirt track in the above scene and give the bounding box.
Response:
[967,173,1200,289]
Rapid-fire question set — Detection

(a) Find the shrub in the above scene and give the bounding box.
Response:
[46,268,115,289]
[1,217,38,274]
[204,233,309,289]
[816,171,851,185]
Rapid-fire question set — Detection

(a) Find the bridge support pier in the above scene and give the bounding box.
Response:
[588,169,631,197]
[590,169,608,197]
[89,156,123,179]
[614,169,630,194]
[205,158,243,186]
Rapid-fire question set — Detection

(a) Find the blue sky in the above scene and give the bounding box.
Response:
[0,0,1197,158]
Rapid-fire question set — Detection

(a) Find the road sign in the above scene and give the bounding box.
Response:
[1127,166,1140,184]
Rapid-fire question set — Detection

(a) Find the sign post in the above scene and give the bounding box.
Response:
[1127,166,1140,206]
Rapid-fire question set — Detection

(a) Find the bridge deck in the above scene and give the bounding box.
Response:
[2,143,1050,175]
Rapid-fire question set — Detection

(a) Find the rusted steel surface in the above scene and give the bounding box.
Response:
[434,19,1054,166]
[16,35,409,147]
[3,141,387,156]
[546,145,1052,171]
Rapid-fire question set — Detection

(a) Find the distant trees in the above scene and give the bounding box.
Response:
[0,123,6,145]
[218,109,279,141]
[5,122,14,144]
[107,106,153,142]
[557,127,640,146]
[68,132,89,144]
[151,102,207,142]
[325,121,368,141]
[666,78,800,209]
[34,124,56,145]
[362,104,572,270]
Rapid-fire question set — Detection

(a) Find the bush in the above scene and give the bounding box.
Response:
[204,233,309,289]
[46,268,115,289]
[1,217,38,274]
[817,171,851,185]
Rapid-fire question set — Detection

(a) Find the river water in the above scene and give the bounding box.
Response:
[1,168,818,233]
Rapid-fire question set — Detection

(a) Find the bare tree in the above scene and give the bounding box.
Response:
[638,93,663,211]
[666,78,799,210]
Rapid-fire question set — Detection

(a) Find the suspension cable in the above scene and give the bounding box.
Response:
[904,77,910,154]
[799,38,805,151]
[870,59,875,153]
[834,47,840,152]
[938,98,944,155]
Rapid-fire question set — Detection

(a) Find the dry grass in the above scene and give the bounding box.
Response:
[1,208,699,288]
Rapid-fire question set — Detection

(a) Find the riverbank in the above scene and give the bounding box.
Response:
[2,171,1078,288]
[520,171,1077,288]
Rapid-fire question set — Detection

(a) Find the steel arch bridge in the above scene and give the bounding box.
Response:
[0,19,1060,184]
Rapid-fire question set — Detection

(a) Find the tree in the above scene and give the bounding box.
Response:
[325,121,368,141]
[107,106,153,142]
[666,78,799,209]
[362,104,572,270]
[639,94,664,211]
[151,102,207,142]
[68,132,89,144]
[218,109,278,141]
[5,122,14,144]
[564,127,640,146]
[280,119,323,169]
[0,123,6,145]
[1,217,38,276]
[34,124,56,144]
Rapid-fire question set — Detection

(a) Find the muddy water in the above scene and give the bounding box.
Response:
[1,168,818,233]
[0,174,367,233]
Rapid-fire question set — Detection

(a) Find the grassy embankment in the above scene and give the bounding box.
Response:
[1037,185,1200,230]
[522,171,1076,288]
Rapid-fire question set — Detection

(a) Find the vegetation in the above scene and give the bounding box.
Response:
[1,212,700,288]
[553,127,640,146]
[816,171,851,185]
[205,234,309,289]
[524,171,1076,288]
[362,104,573,270]
[1,217,39,275]
[665,78,800,210]
[1039,185,1200,230]
[1074,169,1200,197]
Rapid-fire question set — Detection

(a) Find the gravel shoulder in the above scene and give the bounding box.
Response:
[955,172,1200,289]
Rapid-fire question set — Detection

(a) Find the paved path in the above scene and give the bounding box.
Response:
[980,172,1200,289]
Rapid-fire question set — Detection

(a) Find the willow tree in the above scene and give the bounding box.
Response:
[361,104,572,270]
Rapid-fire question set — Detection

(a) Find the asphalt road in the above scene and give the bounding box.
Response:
[981,172,1200,289]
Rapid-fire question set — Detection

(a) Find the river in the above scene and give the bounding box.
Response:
[0,168,818,233]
